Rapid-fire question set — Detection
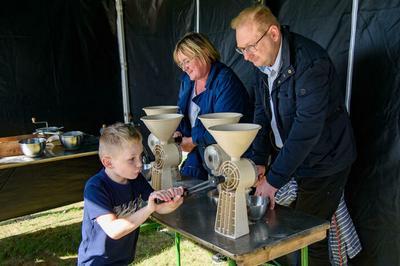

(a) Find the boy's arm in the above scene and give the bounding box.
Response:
[96,188,183,240]
[96,204,153,240]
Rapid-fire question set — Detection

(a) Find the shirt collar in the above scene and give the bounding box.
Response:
[258,38,283,76]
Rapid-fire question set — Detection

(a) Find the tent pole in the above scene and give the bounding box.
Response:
[195,0,200,33]
[345,0,359,114]
[115,0,131,123]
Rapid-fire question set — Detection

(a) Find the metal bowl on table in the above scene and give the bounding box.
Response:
[60,131,84,150]
[19,138,47,157]
[247,195,269,221]
[207,188,219,205]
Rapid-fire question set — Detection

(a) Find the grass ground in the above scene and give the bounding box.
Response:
[0,202,228,266]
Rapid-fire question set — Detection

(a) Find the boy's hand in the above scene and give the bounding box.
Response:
[149,186,184,213]
[167,186,185,199]
[147,190,171,212]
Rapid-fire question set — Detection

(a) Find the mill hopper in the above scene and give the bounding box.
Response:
[198,112,242,176]
[140,114,182,145]
[208,123,260,161]
[142,105,179,115]
[140,113,183,190]
[198,112,242,129]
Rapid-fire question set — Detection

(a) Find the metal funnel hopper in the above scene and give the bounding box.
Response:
[198,112,243,129]
[142,105,179,115]
[208,123,261,161]
[141,114,183,144]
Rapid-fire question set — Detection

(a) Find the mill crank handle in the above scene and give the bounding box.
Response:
[155,175,225,204]
[174,136,182,144]
[155,187,189,204]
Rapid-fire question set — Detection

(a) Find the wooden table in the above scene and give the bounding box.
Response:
[0,142,98,170]
[0,137,101,221]
[152,190,330,266]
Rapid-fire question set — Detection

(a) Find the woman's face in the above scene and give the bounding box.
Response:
[177,52,210,81]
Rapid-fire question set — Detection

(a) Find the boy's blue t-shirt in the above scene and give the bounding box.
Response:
[78,168,154,265]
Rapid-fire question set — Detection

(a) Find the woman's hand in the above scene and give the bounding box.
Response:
[173,131,182,138]
[180,137,196,152]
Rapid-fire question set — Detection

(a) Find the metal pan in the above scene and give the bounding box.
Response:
[34,126,64,135]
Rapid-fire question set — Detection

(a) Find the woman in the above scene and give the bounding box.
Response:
[173,32,252,180]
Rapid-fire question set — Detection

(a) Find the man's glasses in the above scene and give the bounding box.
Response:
[178,56,195,70]
[235,27,270,55]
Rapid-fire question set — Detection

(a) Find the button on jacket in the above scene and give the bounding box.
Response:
[252,27,357,189]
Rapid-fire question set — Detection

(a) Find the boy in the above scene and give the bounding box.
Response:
[78,123,183,265]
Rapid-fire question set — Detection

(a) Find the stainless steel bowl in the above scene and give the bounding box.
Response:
[247,195,269,221]
[207,189,219,205]
[19,138,47,157]
[60,131,84,150]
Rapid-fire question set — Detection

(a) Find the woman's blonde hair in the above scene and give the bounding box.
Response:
[231,5,280,33]
[173,32,220,66]
[99,122,142,158]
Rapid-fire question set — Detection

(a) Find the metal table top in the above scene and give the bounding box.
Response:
[152,185,330,265]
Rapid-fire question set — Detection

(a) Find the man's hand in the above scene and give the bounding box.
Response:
[254,165,266,187]
[255,177,278,209]
[256,165,266,177]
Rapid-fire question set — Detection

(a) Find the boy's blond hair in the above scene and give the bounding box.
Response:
[173,32,220,67]
[99,123,142,158]
[231,5,280,33]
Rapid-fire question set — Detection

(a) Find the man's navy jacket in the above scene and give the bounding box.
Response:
[252,27,357,189]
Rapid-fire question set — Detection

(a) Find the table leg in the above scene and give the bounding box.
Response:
[139,220,160,232]
[301,246,309,266]
[228,258,237,266]
[175,232,181,266]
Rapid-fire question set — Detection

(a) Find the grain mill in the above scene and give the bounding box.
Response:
[207,123,261,239]
[140,112,183,190]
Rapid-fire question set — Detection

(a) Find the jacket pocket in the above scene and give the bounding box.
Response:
[277,89,295,117]
[304,127,334,167]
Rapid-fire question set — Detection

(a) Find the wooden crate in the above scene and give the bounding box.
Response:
[0,134,38,157]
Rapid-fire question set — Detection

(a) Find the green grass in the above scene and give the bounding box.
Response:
[0,202,228,265]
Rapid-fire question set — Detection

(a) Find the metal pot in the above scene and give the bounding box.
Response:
[207,189,219,205]
[247,195,269,221]
[19,138,47,157]
[35,126,63,135]
[59,131,84,150]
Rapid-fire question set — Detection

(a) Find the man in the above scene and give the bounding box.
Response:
[231,5,356,265]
